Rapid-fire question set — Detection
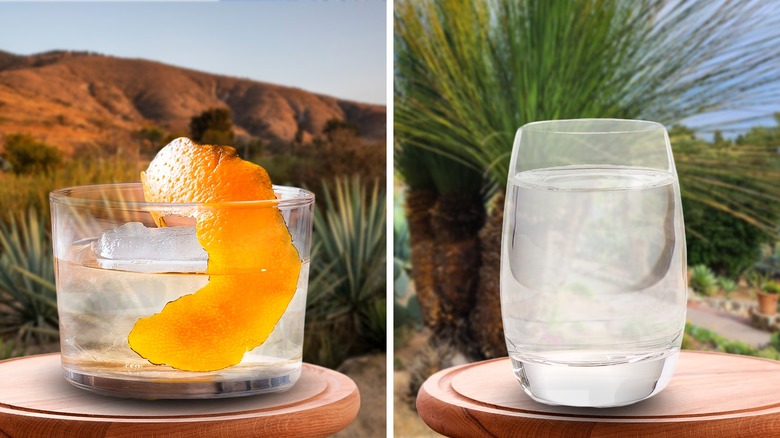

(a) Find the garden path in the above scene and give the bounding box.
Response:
[686,304,771,346]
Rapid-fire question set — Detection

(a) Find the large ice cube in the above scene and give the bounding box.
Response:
[94,222,207,273]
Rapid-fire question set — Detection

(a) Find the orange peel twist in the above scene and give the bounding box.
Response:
[127,138,302,371]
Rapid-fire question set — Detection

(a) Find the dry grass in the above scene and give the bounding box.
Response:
[0,158,142,218]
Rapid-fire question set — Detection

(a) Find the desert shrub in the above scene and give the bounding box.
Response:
[255,137,385,195]
[189,108,234,145]
[254,118,384,192]
[234,137,264,160]
[304,176,386,368]
[689,264,717,296]
[322,118,359,138]
[2,134,62,175]
[135,125,168,158]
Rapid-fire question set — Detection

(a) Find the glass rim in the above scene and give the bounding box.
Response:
[50,182,315,209]
[520,118,665,135]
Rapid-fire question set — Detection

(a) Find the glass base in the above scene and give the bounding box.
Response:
[63,367,301,399]
[511,349,678,408]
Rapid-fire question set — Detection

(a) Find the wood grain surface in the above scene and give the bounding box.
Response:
[417,351,780,437]
[0,353,359,437]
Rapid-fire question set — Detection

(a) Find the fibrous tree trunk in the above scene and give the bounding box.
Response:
[429,191,485,361]
[469,193,507,358]
[404,188,441,330]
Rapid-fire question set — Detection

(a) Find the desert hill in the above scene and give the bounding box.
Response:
[0,50,385,154]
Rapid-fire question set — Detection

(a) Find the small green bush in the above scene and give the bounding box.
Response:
[684,323,780,360]
[770,332,780,351]
[689,264,718,296]
[2,133,62,175]
[718,277,738,295]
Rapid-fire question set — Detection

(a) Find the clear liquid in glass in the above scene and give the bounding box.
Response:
[501,165,687,407]
[55,239,309,399]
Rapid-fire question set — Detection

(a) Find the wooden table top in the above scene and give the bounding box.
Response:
[417,350,780,437]
[0,353,359,438]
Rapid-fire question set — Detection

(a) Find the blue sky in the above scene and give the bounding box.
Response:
[0,1,387,105]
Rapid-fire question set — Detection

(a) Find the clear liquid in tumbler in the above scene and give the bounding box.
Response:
[501,165,687,407]
[56,237,309,399]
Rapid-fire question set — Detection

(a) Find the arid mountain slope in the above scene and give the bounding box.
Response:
[0,50,385,154]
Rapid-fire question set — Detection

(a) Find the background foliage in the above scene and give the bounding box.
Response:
[396,0,780,230]
[305,177,386,368]
[394,0,780,374]
[0,109,386,368]
[1,134,62,175]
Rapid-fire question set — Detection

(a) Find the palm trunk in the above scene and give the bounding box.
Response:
[469,193,507,358]
[429,191,485,360]
[404,188,441,330]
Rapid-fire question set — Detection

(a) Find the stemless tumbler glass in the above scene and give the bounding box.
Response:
[500,119,687,407]
[51,183,313,399]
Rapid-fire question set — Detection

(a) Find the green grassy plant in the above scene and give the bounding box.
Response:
[0,210,58,343]
[304,176,386,368]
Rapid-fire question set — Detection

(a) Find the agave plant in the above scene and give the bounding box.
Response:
[0,210,59,343]
[0,337,24,360]
[689,265,718,296]
[396,0,780,359]
[718,277,738,297]
[304,176,386,368]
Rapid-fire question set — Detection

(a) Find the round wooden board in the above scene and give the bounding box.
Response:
[0,353,359,438]
[417,351,780,437]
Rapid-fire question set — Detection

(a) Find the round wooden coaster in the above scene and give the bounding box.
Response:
[0,353,359,437]
[417,351,780,437]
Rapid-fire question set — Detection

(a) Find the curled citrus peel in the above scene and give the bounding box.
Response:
[127,137,302,371]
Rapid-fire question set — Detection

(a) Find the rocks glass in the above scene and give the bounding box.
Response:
[50,183,313,399]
